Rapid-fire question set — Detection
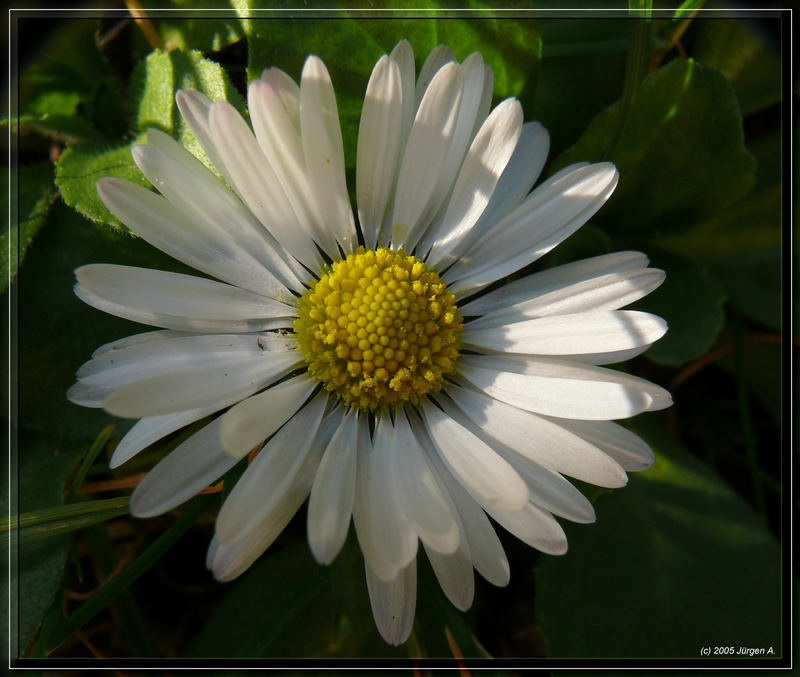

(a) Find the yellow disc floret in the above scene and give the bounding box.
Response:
[294,247,462,411]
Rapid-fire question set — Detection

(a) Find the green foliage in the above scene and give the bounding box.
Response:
[554,57,757,238]
[536,418,781,658]
[691,18,781,116]
[5,115,107,144]
[155,0,246,53]
[659,131,781,331]
[1,163,57,291]
[635,249,727,366]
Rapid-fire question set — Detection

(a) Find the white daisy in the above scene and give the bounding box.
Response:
[68,41,671,646]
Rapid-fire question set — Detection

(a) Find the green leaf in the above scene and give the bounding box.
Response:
[658,127,781,331]
[56,137,149,231]
[17,19,123,141]
[155,1,246,53]
[1,162,57,290]
[552,58,757,239]
[691,18,781,116]
[635,248,726,366]
[536,418,781,658]
[4,113,107,144]
[56,48,245,229]
[3,430,84,658]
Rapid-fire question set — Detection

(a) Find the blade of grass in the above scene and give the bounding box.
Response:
[46,494,213,652]
[5,496,130,545]
[65,424,116,502]
[32,583,66,658]
[672,0,704,21]
[83,524,157,656]
[603,1,651,160]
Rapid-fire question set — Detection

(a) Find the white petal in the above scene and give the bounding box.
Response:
[300,56,358,253]
[206,535,221,569]
[485,501,568,556]
[388,62,463,249]
[96,178,293,300]
[215,393,328,544]
[470,353,672,411]
[461,310,668,357]
[208,101,327,268]
[69,333,279,407]
[175,89,234,187]
[500,452,595,523]
[415,52,491,254]
[75,264,294,334]
[210,408,339,582]
[142,128,308,290]
[389,40,415,148]
[472,63,494,140]
[447,383,628,488]
[461,250,651,315]
[420,430,509,586]
[415,45,456,107]
[248,77,325,252]
[551,419,656,471]
[439,484,509,587]
[415,411,567,555]
[352,414,418,581]
[436,394,596,523]
[74,283,290,337]
[465,270,665,332]
[219,373,317,459]
[130,416,237,518]
[391,410,460,555]
[78,333,291,380]
[466,121,550,240]
[457,354,661,420]
[260,68,301,129]
[446,163,619,296]
[420,399,528,512]
[103,350,302,418]
[425,540,475,611]
[91,330,181,357]
[423,98,524,269]
[365,559,416,646]
[111,406,223,469]
[307,408,358,564]
[357,55,404,250]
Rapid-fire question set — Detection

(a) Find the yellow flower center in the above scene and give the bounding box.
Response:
[294,247,462,411]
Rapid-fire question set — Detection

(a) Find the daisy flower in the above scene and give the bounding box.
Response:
[68,40,671,646]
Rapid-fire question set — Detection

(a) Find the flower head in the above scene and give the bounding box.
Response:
[68,41,671,645]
